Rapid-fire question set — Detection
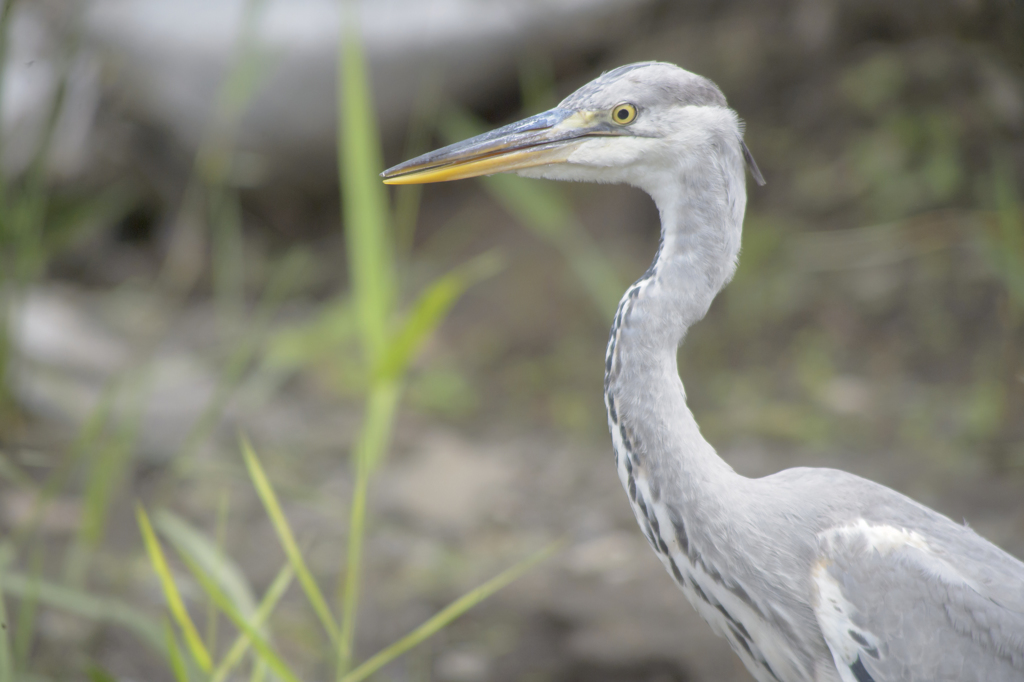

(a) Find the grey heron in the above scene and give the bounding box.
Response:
[381,62,1024,682]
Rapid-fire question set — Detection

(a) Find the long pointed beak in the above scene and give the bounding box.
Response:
[381,108,608,185]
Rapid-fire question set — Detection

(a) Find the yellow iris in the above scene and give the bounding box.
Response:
[612,103,637,125]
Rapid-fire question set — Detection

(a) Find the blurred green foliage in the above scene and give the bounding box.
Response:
[0,2,553,679]
[130,6,553,682]
[0,0,135,426]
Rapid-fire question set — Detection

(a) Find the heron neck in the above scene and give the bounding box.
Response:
[604,150,746,484]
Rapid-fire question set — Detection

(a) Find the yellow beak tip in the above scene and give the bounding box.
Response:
[381,173,431,185]
[380,138,581,186]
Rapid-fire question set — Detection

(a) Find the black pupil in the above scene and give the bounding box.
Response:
[617,108,629,119]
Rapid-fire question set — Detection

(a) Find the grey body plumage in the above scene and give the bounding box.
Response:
[382,61,1024,682]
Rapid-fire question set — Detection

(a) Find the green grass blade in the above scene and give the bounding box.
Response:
[250,659,269,682]
[0,572,164,657]
[0,0,19,200]
[13,551,40,669]
[210,187,246,323]
[198,0,271,189]
[0,574,13,682]
[0,321,12,426]
[65,369,151,586]
[394,70,443,258]
[14,375,117,555]
[43,182,138,256]
[210,563,294,682]
[240,436,340,643]
[154,509,258,623]
[4,6,78,285]
[69,404,143,584]
[264,298,357,373]
[440,109,624,316]
[338,0,394,369]
[161,0,267,294]
[341,542,563,682]
[163,618,191,682]
[376,251,503,382]
[517,52,558,114]
[136,504,213,672]
[87,665,118,682]
[176,553,300,682]
[207,491,231,653]
[338,381,401,673]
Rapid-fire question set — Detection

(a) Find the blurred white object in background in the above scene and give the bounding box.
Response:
[1,0,648,188]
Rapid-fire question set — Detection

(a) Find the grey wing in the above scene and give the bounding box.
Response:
[810,518,1024,682]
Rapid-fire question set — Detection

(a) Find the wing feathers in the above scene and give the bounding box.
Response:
[812,520,1024,682]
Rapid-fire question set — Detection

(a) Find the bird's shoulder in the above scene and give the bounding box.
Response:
[760,467,1024,681]
[762,466,1024,591]
[812,526,1024,681]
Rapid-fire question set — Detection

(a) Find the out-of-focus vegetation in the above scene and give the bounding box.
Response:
[0,0,133,428]
[0,2,553,680]
[0,1,1020,680]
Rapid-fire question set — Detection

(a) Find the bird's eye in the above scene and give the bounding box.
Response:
[612,103,637,125]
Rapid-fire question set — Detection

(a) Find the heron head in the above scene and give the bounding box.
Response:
[381,62,763,193]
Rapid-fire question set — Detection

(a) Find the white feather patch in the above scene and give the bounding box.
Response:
[821,518,929,556]
[812,561,869,682]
